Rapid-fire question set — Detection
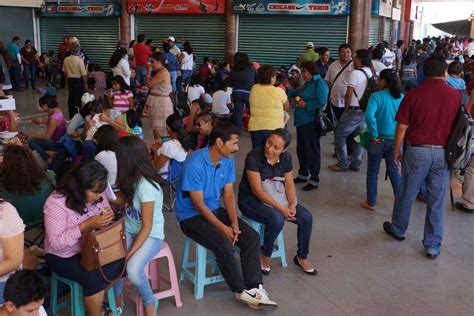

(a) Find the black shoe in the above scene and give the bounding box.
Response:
[302,183,318,191]
[293,256,318,276]
[261,268,270,276]
[383,221,405,241]
[426,253,438,260]
[455,202,474,214]
[348,165,360,172]
[294,177,307,184]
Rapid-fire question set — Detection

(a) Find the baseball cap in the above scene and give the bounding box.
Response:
[306,42,315,48]
[168,36,176,42]
[81,92,95,106]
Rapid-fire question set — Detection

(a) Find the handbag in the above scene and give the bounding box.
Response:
[80,217,127,283]
[261,177,289,208]
[315,106,336,135]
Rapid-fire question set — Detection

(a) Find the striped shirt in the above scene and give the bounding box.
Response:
[111,90,133,113]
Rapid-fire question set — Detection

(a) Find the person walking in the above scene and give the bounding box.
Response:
[6,36,22,91]
[20,40,39,90]
[134,34,153,85]
[383,55,461,260]
[62,45,87,119]
[361,69,403,211]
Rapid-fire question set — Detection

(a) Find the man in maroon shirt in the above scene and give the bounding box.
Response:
[133,34,152,85]
[383,55,461,260]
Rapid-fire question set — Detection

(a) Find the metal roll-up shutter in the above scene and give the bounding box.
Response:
[40,17,119,70]
[238,15,348,67]
[0,7,34,44]
[135,15,225,63]
[369,16,380,47]
[384,19,391,42]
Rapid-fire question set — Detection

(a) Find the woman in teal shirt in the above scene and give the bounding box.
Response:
[114,136,164,316]
[361,69,403,210]
[290,62,329,191]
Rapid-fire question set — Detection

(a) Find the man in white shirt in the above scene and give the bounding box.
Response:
[381,41,395,69]
[465,38,474,58]
[325,43,354,122]
[329,49,373,172]
[212,82,232,116]
[167,36,181,57]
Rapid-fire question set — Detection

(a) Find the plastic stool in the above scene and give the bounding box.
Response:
[241,216,288,267]
[123,242,182,315]
[50,273,119,316]
[179,238,225,299]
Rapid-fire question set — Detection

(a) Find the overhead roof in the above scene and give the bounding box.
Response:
[432,19,471,37]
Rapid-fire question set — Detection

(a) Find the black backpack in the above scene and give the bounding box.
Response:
[353,68,378,111]
[446,103,473,172]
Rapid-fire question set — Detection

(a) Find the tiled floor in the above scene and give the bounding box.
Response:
[9,85,474,315]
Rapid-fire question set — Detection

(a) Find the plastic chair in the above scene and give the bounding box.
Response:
[161,159,184,212]
[50,273,119,316]
[179,237,225,299]
[241,216,288,268]
[123,242,182,315]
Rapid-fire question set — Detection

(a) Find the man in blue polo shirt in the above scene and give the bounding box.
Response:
[7,36,22,91]
[176,122,278,310]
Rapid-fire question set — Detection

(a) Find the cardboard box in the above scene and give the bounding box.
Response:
[0,98,16,111]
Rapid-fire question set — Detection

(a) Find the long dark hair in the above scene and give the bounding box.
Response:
[111,75,128,92]
[233,52,251,71]
[166,114,192,151]
[115,136,161,205]
[94,125,118,154]
[183,41,193,55]
[109,47,127,68]
[0,145,48,195]
[380,69,402,99]
[55,160,109,215]
[151,52,170,71]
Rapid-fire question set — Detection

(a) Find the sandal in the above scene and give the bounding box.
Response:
[293,256,318,276]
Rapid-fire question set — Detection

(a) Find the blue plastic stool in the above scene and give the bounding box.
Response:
[50,272,120,316]
[179,238,225,299]
[241,216,288,267]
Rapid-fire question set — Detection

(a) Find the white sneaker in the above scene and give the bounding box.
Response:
[235,285,278,310]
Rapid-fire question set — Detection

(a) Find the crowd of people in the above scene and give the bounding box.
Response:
[0,31,473,315]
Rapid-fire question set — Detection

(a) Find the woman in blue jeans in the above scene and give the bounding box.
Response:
[238,129,316,276]
[114,136,164,316]
[361,69,403,210]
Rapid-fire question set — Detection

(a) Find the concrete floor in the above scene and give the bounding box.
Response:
[9,84,474,315]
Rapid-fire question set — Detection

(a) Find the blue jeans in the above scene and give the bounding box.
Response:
[136,65,147,86]
[9,61,21,90]
[335,110,366,168]
[390,146,449,255]
[169,71,177,92]
[28,138,60,161]
[366,139,401,206]
[239,195,313,259]
[0,281,5,305]
[114,233,163,306]
[24,63,36,88]
[250,130,272,149]
[231,90,250,132]
[81,140,97,160]
[178,69,193,92]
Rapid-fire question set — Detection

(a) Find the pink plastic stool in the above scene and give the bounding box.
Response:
[124,242,182,315]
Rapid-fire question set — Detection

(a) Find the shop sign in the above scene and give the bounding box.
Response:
[127,0,225,14]
[372,0,392,18]
[233,0,350,15]
[392,7,401,21]
[41,3,119,17]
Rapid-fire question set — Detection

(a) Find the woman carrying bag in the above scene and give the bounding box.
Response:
[44,161,125,316]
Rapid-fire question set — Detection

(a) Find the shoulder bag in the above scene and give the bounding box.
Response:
[80,217,127,283]
[261,177,289,208]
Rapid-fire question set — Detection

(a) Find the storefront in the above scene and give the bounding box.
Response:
[371,0,393,46]
[234,0,349,67]
[130,1,226,63]
[0,6,36,46]
[39,2,120,69]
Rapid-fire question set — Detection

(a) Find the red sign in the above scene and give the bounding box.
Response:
[127,0,225,14]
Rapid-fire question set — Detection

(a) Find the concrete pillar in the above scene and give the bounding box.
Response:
[361,0,372,49]
[120,0,131,43]
[471,18,474,38]
[399,0,407,43]
[349,0,364,50]
[380,17,386,43]
[225,0,237,64]
[408,21,414,44]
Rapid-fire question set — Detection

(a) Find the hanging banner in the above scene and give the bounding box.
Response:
[127,0,225,14]
[233,0,350,15]
[371,0,392,18]
[41,4,119,17]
